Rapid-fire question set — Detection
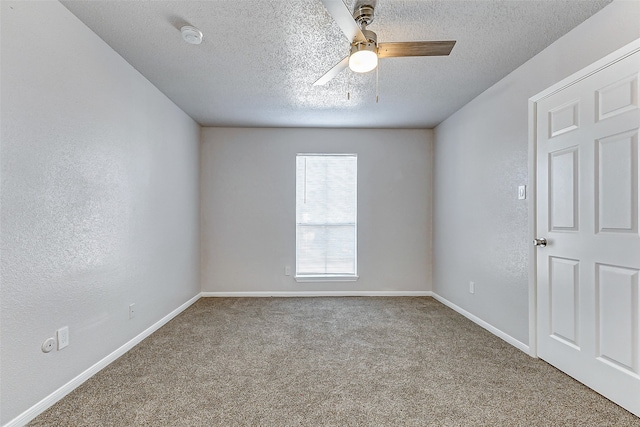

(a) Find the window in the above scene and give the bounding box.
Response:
[295,154,357,282]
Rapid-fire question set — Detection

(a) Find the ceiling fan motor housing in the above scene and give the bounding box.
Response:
[350,40,377,56]
[351,28,377,59]
[361,29,377,44]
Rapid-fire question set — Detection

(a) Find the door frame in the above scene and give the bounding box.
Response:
[527,38,640,358]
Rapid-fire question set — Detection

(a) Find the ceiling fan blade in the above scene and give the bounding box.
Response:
[320,0,367,44]
[377,41,456,58]
[313,56,349,86]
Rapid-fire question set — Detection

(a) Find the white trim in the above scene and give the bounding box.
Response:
[295,153,359,282]
[294,275,359,282]
[530,39,640,103]
[527,97,538,358]
[201,291,433,297]
[295,153,358,157]
[431,293,530,354]
[4,293,201,427]
[527,38,640,360]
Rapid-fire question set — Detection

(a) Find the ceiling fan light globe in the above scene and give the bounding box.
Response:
[349,49,378,73]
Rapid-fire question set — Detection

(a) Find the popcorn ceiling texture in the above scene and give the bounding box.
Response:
[60,0,611,128]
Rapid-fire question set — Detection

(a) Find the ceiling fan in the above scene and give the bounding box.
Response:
[314,0,456,86]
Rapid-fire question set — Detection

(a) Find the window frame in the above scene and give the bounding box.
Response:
[294,153,358,283]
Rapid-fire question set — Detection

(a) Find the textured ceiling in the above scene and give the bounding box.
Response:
[61,0,612,128]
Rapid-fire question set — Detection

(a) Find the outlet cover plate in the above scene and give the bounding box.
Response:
[57,327,69,350]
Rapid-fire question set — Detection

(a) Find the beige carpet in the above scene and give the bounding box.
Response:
[30,297,639,426]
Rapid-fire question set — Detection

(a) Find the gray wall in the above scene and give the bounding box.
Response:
[433,0,640,346]
[0,2,201,424]
[201,127,433,294]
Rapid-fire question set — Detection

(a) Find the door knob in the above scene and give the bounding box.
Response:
[533,238,547,247]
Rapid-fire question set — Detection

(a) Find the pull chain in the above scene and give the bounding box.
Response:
[347,70,351,100]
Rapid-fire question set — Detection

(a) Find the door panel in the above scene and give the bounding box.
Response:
[549,100,580,137]
[596,73,638,121]
[595,263,639,375]
[549,256,580,348]
[596,130,638,233]
[549,147,580,231]
[536,49,640,417]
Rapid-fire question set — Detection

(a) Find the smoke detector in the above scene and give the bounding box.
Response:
[181,26,203,45]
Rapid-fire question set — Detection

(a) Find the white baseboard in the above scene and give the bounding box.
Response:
[201,291,434,297]
[5,293,202,427]
[431,293,530,354]
[6,291,527,427]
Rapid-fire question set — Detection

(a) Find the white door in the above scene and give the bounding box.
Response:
[536,48,640,416]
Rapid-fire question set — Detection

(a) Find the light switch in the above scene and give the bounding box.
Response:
[518,185,527,200]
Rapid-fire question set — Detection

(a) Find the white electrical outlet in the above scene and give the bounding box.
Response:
[469,281,475,294]
[284,266,291,276]
[129,303,136,319]
[57,327,69,350]
[42,337,56,353]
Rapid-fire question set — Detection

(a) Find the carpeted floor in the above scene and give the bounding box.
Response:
[30,297,639,426]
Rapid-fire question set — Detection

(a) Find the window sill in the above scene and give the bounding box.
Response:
[294,275,359,283]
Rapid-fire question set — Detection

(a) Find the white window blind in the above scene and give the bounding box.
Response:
[296,154,357,281]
